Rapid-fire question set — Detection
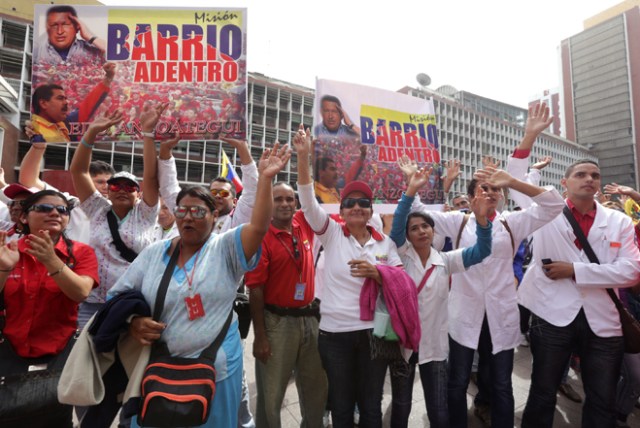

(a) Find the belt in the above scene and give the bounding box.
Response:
[265,299,320,319]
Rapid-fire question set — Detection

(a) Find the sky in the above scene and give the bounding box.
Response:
[99,0,626,108]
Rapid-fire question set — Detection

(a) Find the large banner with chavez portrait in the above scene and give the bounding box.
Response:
[314,79,443,213]
[32,5,246,143]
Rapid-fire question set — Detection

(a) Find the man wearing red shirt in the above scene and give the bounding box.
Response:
[245,182,327,428]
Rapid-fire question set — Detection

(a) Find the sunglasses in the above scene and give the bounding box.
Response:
[8,200,25,208]
[28,204,71,216]
[341,198,372,209]
[109,183,139,193]
[174,205,209,219]
[292,235,300,259]
[210,189,231,198]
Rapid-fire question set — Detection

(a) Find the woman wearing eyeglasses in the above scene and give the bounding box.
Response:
[107,145,290,428]
[293,128,403,428]
[0,190,99,427]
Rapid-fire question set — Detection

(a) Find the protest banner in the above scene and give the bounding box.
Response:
[314,79,443,213]
[32,5,247,143]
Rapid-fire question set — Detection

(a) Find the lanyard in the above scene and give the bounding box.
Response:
[179,243,203,294]
[416,265,437,295]
[275,230,302,280]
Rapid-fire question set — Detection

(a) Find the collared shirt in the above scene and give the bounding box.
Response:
[314,182,341,204]
[32,113,70,142]
[108,226,260,380]
[566,199,596,250]
[298,182,402,332]
[33,36,103,66]
[245,211,315,307]
[3,236,99,358]
[80,191,159,303]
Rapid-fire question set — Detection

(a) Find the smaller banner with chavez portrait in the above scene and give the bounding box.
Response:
[314,78,443,213]
[32,5,247,143]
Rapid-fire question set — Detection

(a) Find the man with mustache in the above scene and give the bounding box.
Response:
[31,62,115,143]
[245,182,327,428]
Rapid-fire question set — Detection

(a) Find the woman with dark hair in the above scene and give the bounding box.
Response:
[387,167,492,428]
[0,189,99,427]
[107,144,290,427]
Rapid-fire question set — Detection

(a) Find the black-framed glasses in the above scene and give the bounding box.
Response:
[341,198,372,209]
[28,204,71,216]
[292,235,300,259]
[174,205,208,219]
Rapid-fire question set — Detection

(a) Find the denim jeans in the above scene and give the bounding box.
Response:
[318,329,388,428]
[255,312,327,428]
[389,357,416,428]
[522,310,624,428]
[616,352,640,418]
[419,360,449,428]
[448,316,514,428]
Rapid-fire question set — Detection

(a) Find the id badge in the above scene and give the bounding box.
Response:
[185,293,205,321]
[294,282,306,301]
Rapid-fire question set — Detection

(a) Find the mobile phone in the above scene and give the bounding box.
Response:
[541,258,553,265]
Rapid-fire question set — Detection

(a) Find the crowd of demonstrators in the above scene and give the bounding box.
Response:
[3,99,640,428]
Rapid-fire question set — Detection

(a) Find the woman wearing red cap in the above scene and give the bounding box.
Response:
[294,128,403,428]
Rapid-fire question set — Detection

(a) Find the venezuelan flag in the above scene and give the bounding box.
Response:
[220,150,244,193]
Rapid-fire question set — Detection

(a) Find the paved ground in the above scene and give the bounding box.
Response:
[241,327,640,428]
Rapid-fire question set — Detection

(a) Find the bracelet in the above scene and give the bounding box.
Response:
[48,264,65,277]
[80,138,94,149]
[141,131,155,139]
[88,36,97,45]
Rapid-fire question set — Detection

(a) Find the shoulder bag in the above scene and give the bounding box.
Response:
[138,242,235,427]
[563,206,640,353]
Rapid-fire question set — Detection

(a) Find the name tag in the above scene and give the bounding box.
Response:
[610,242,621,248]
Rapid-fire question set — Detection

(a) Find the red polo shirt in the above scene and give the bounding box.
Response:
[566,199,596,250]
[245,211,315,307]
[3,237,99,358]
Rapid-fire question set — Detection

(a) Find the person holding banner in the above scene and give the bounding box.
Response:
[33,5,105,66]
[294,126,402,428]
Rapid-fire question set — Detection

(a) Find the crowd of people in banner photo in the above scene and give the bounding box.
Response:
[4,4,640,428]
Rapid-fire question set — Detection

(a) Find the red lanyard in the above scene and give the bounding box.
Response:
[179,243,203,293]
[275,231,302,277]
[416,265,437,294]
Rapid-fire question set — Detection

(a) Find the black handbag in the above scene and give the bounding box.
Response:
[0,293,77,425]
[563,206,640,353]
[138,242,235,427]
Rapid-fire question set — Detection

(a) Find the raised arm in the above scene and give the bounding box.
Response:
[442,159,461,194]
[70,110,123,202]
[460,189,492,268]
[516,103,553,152]
[239,143,291,261]
[222,137,258,228]
[19,143,48,190]
[138,103,169,207]
[158,135,182,212]
[474,166,547,198]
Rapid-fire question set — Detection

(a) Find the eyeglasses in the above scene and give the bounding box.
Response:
[109,183,139,193]
[8,200,25,208]
[210,189,231,198]
[174,205,209,219]
[28,204,71,216]
[341,198,372,209]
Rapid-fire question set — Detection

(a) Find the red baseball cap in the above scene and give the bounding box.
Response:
[340,181,373,200]
[4,183,39,199]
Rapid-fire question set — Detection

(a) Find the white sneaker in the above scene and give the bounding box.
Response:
[323,410,331,427]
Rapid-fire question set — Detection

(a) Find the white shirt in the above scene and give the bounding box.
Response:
[80,191,159,303]
[508,156,640,337]
[398,244,465,364]
[298,182,402,333]
[414,188,565,353]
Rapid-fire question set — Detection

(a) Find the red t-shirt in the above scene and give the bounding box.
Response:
[3,237,99,358]
[245,211,316,307]
[566,199,596,250]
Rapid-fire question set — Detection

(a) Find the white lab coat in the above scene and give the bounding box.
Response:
[508,156,640,337]
[413,188,565,353]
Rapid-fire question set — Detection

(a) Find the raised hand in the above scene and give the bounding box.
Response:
[258,142,291,178]
[159,133,181,159]
[531,156,552,170]
[604,183,637,197]
[482,156,500,170]
[103,62,116,81]
[525,103,553,137]
[474,166,513,189]
[139,102,169,133]
[0,231,19,271]
[397,155,418,179]
[406,166,433,196]
[87,110,123,137]
[470,188,491,226]
[24,230,59,266]
[292,124,311,155]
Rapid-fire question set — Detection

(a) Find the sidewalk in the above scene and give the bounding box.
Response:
[242,327,640,427]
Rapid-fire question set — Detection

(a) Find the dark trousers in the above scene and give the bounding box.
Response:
[318,329,388,428]
[522,310,624,428]
[448,316,514,428]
